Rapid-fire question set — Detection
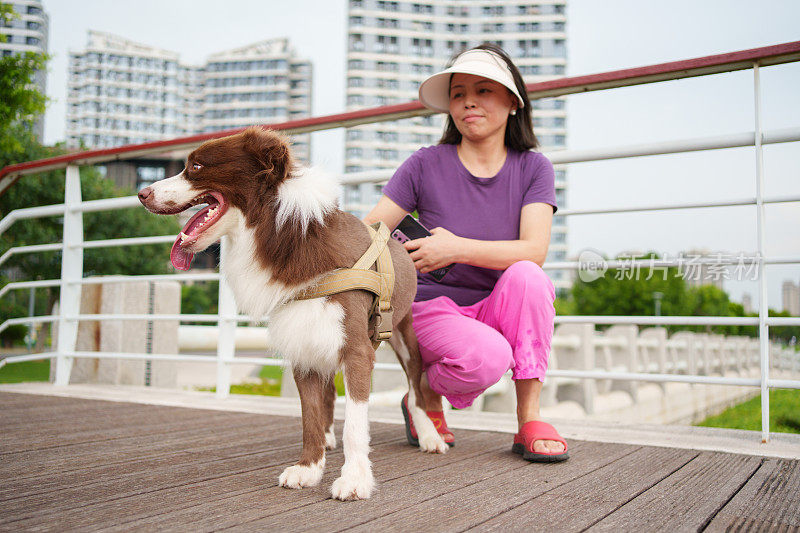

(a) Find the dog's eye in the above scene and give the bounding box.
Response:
[191,163,203,171]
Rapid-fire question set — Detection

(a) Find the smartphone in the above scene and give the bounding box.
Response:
[391,214,453,282]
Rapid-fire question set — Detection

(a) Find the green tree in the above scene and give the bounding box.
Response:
[570,252,689,327]
[0,2,48,154]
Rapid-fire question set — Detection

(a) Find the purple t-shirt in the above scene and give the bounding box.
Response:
[383,144,557,306]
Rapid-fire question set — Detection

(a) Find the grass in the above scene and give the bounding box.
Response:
[199,365,346,397]
[696,389,800,434]
[0,359,50,383]
[0,358,348,398]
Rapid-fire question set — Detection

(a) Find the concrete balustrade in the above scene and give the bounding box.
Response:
[165,322,796,423]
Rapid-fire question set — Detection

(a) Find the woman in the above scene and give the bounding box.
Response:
[364,44,567,462]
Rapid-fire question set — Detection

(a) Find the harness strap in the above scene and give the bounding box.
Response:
[294,221,394,349]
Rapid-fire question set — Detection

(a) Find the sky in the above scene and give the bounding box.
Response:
[39,0,800,311]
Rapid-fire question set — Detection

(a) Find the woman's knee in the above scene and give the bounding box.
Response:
[458,335,514,389]
[500,260,555,301]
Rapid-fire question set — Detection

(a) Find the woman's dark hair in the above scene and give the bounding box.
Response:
[438,43,538,151]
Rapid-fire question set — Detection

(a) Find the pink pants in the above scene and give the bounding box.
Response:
[411,261,556,409]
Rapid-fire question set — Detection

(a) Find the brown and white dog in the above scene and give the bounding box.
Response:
[138,126,448,500]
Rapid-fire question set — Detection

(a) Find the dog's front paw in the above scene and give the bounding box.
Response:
[278,462,324,489]
[331,471,376,501]
[418,431,449,454]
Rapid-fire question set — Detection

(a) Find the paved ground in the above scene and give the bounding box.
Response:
[1,390,799,532]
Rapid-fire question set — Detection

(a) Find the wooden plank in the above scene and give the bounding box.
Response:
[0,416,406,528]
[0,391,93,408]
[0,398,159,426]
[329,441,638,533]
[704,458,800,532]
[0,420,298,500]
[0,419,403,502]
[469,446,697,532]
[90,429,508,532]
[0,413,295,478]
[586,451,763,531]
[1,407,267,449]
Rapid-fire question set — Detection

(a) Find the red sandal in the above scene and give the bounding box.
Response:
[512,420,569,462]
[401,393,455,447]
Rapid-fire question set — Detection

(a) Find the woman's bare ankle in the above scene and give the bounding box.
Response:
[420,374,444,412]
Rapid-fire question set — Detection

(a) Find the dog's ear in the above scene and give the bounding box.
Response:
[241,126,294,184]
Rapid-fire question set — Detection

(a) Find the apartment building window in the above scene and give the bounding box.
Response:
[347,130,363,140]
[384,131,401,142]
[388,35,399,53]
[348,77,364,87]
[518,22,540,32]
[376,149,398,160]
[376,61,398,72]
[554,4,565,14]
[350,0,362,7]
[518,40,541,58]
[347,94,365,105]
[518,4,540,15]
[377,1,399,11]
[554,22,566,32]
[349,33,364,51]
[412,38,433,57]
[378,18,399,28]
[348,59,365,70]
[376,78,399,89]
[350,16,363,26]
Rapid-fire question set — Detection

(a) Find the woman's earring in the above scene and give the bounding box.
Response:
[510,109,517,116]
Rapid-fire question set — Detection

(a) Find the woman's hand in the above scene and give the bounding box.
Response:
[404,227,464,273]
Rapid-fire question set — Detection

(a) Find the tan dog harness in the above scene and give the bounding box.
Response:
[294,222,394,349]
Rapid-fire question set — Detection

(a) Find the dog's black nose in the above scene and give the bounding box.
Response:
[138,187,153,204]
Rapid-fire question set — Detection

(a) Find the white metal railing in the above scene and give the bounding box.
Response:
[1,44,800,444]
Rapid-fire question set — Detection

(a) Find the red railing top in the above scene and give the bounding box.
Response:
[1,40,798,196]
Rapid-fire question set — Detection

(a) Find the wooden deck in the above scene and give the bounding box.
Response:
[1,391,798,532]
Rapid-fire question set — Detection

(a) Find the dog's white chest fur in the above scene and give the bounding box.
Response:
[223,220,345,376]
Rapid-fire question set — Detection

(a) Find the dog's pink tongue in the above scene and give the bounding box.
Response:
[170,238,194,271]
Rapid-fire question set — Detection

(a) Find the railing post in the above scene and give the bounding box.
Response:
[215,236,236,399]
[753,62,770,444]
[54,164,83,386]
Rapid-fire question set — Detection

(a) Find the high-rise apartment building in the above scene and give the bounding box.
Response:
[783,280,800,316]
[66,31,183,148]
[0,0,49,140]
[203,39,312,162]
[343,0,568,290]
[66,32,312,164]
